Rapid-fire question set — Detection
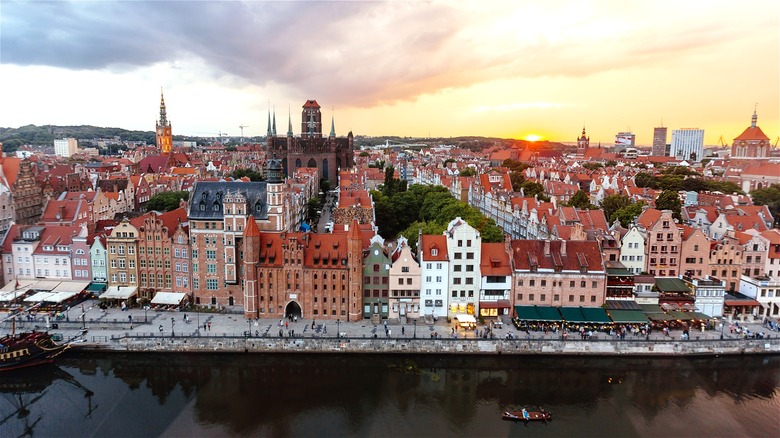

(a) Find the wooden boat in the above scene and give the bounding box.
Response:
[0,316,85,372]
[502,408,552,421]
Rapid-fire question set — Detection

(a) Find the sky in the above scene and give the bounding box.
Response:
[1,0,778,146]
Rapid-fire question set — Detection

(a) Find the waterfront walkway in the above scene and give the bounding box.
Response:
[2,300,776,347]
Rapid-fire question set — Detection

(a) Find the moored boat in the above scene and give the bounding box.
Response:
[502,407,552,421]
[0,330,72,371]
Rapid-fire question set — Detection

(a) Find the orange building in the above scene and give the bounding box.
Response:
[156,89,172,154]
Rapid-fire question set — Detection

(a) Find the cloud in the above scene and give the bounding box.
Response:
[2,1,776,108]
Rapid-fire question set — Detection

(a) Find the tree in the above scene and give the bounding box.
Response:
[655,190,682,222]
[613,201,646,227]
[634,172,658,189]
[581,162,602,171]
[459,167,477,177]
[146,191,190,212]
[502,159,531,174]
[509,172,525,192]
[601,194,632,224]
[567,190,593,209]
[306,198,322,224]
[229,168,264,181]
[751,184,780,227]
[519,181,549,201]
[359,151,370,157]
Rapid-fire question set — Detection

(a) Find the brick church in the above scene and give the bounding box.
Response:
[266,100,354,184]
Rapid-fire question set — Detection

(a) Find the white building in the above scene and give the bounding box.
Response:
[54,138,79,158]
[686,276,725,317]
[445,217,482,318]
[740,275,780,319]
[418,233,449,320]
[670,129,704,162]
[620,226,646,274]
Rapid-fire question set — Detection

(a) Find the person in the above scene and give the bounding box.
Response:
[207,321,211,330]
[159,325,163,333]
[522,408,529,420]
[402,326,405,335]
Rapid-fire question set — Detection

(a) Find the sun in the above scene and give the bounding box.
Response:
[524,134,542,142]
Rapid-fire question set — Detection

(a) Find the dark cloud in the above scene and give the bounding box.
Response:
[1,1,768,108]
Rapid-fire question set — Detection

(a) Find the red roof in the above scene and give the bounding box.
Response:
[510,240,603,273]
[302,99,320,108]
[420,235,448,261]
[244,215,261,237]
[480,242,511,275]
[733,126,770,142]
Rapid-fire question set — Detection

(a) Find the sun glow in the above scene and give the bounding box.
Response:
[524,134,542,142]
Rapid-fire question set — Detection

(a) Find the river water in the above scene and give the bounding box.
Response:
[2,353,778,437]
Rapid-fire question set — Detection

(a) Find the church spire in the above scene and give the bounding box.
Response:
[751,104,758,128]
[329,114,336,138]
[272,107,277,136]
[287,106,293,136]
[159,87,168,126]
[266,107,272,137]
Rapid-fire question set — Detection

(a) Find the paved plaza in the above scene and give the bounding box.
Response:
[2,300,776,346]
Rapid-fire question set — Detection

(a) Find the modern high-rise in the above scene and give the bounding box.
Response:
[614,132,635,152]
[670,128,704,162]
[652,127,668,156]
[54,138,78,158]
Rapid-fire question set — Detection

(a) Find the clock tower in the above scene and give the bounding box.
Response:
[156,89,173,154]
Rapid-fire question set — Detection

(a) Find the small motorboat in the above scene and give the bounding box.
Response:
[502,407,552,422]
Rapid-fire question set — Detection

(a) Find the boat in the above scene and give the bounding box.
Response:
[502,407,552,422]
[0,317,85,372]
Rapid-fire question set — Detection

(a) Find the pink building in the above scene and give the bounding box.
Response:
[637,209,682,277]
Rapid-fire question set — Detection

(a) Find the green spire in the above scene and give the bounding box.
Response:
[266,109,272,137]
[329,115,336,138]
[272,108,277,136]
[287,107,293,136]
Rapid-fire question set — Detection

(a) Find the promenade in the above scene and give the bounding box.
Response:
[3,300,779,356]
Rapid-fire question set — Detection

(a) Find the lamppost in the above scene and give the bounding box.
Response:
[65,305,70,322]
[336,319,340,338]
[197,310,200,336]
[248,319,252,337]
[143,306,149,323]
[413,320,417,339]
[171,317,175,337]
[720,319,725,340]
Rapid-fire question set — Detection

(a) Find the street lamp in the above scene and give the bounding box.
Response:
[413,320,417,339]
[720,319,725,340]
[143,306,149,323]
[171,317,175,337]
[65,305,70,322]
[337,319,340,338]
[248,319,252,337]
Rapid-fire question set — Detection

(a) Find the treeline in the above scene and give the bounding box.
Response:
[634,167,744,194]
[372,182,504,250]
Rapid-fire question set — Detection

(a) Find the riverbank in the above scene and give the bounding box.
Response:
[75,333,780,356]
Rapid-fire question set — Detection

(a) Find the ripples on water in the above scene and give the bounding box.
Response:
[0,353,777,437]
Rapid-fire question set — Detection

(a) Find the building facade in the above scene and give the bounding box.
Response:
[652,127,668,156]
[54,138,78,158]
[388,243,421,322]
[418,234,449,320]
[445,218,482,318]
[156,90,173,154]
[362,236,391,321]
[670,128,704,162]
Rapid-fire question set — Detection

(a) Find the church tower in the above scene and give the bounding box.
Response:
[301,100,322,139]
[577,126,590,154]
[266,158,285,231]
[347,219,363,321]
[156,89,173,154]
[243,215,261,319]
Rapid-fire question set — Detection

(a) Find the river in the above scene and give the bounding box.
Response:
[2,353,778,437]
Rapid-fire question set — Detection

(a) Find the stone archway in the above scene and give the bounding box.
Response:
[285,300,302,319]
[295,158,302,169]
[307,158,317,168]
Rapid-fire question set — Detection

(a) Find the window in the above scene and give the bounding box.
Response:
[206,279,218,290]
[529,280,535,286]
[541,280,546,287]
[466,252,474,259]
[431,249,438,256]
[402,266,409,273]
[454,265,462,272]
[529,294,535,301]
[458,240,463,247]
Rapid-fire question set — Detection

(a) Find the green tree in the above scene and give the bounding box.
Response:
[601,194,632,224]
[634,172,658,189]
[613,201,646,227]
[582,162,603,171]
[655,190,682,222]
[751,184,780,227]
[306,198,322,224]
[359,151,370,157]
[509,171,525,191]
[146,191,190,212]
[502,159,531,174]
[519,181,549,201]
[459,167,477,177]
[567,190,593,209]
[229,168,264,181]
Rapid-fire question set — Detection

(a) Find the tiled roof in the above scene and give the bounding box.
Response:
[510,240,603,273]
[733,126,770,141]
[480,242,511,275]
[420,234,448,261]
[188,181,268,220]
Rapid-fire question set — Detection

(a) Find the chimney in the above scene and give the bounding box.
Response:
[59,205,66,220]
[561,239,567,256]
[544,240,550,256]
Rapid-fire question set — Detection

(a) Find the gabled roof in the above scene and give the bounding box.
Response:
[420,234,448,261]
[733,125,770,141]
[480,242,511,275]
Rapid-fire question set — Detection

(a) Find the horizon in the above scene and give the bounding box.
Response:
[0,1,777,145]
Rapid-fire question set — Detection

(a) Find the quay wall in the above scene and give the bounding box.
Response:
[76,335,780,357]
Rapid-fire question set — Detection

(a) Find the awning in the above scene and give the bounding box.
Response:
[515,306,538,320]
[725,299,760,307]
[31,280,62,291]
[86,283,107,293]
[640,304,665,313]
[24,292,57,302]
[44,291,80,303]
[686,311,711,320]
[534,306,563,322]
[101,286,138,300]
[52,281,90,294]
[560,307,589,323]
[151,292,187,306]
[479,300,511,309]
[581,307,612,324]
[454,314,477,324]
[608,310,650,324]
[667,311,694,321]
[1,280,39,292]
[646,313,674,322]
[605,300,642,310]
[0,291,26,302]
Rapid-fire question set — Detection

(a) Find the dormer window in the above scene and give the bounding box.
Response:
[431,248,438,256]
[199,202,206,211]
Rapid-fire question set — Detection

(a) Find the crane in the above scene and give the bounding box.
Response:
[239,125,250,144]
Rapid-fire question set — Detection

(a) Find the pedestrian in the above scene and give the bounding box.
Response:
[208,321,211,331]
[204,323,207,332]
[312,320,316,329]
[285,321,289,329]
[388,329,391,337]
[402,326,405,335]
[159,325,163,333]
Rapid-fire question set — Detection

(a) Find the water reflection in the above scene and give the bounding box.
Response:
[3,354,778,437]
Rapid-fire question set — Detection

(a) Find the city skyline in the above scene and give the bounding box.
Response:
[1,1,778,146]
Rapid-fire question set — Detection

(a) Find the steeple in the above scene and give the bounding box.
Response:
[287,107,293,136]
[751,104,758,128]
[158,87,168,126]
[329,114,336,138]
[272,108,277,136]
[266,109,272,137]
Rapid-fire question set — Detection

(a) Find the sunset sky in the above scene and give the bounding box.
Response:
[1,1,778,146]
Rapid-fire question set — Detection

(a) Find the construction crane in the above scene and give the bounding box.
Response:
[717,135,729,148]
[239,125,250,144]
